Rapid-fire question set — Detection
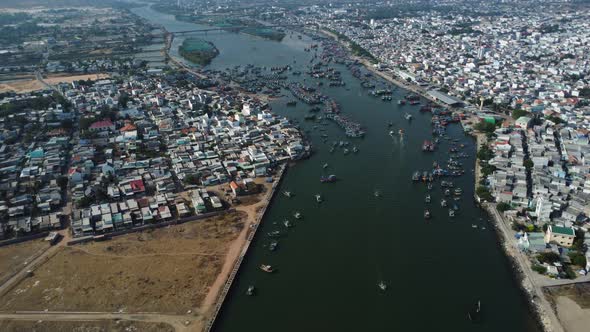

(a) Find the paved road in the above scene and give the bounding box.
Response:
[0,311,197,332]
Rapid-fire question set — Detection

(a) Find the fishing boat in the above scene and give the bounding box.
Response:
[424,209,431,219]
[399,129,405,136]
[323,163,329,169]
[427,183,433,190]
[425,195,431,203]
[260,264,274,273]
[441,199,448,207]
[329,147,335,153]
[404,113,412,120]
[269,240,278,251]
[284,219,293,228]
[315,194,322,203]
[320,174,337,183]
[374,190,381,197]
[449,209,455,217]
[389,130,395,137]
[294,211,302,219]
[283,191,292,198]
[352,146,359,153]
[444,189,451,196]
[286,100,297,106]
[472,224,478,229]
[267,230,281,238]
[343,148,349,155]
[247,285,255,296]
[454,188,463,195]
[412,171,420,182]
[377,281,387,291]
[468,300,482,321]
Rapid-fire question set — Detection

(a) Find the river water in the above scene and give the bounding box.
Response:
[132,5,540,332]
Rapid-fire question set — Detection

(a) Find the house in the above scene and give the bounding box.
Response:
[515,116,532,129]
[545,225,576,247]
[89,119,115,132]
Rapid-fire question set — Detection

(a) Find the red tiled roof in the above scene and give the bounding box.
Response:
[89,119,114,129]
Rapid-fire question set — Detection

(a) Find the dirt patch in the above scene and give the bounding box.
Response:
[0,80,45,94]
[0,319,174,332]
[0,240,49,284]
[0,213,244,314]
[43,74,110,85]
[544,283,590,332]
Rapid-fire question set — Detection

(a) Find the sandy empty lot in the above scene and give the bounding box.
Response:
[0,74,109,93]
[0,212,244,315]
[544,283,590,332]
[0,319,174,332]
[0,240,49,284]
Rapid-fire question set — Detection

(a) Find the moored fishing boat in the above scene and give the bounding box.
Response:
[260,264,274,273]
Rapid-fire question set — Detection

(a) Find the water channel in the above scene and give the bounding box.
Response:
[131,5,541,332]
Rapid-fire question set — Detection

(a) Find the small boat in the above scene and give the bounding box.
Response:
[425,195,431,203]
[286,100,297,106]
[269,240,278,251]
[315,194,322,203]
[444,189,451,196]
[260,264,274,273]
[453,203,459,211]
[343,148,349,155]
[468,300,482,321]
[441,199,447,207]
[472,224,478,229]
[329,147,335,153]
[404,113,412,120]
[389,130,395,137]
[427,183,433,190]
[283,191,292,198]
[454,188,463,195]
[323,163,329,169]
[424,209,431,219]
[398,100,406,105]
[374,190,381,197]
[320,174,337,183]
[377,281,387,291]
[294,211,302,219]
[398,129,405,136]
[352,146,359,153]
[247,285,255,296]
[267,230,281,238]
[284,219,293,228]
[449,209,455,217]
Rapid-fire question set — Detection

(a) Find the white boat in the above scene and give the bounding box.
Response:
[441,199,447,207]
[294,211,302,219]
[283,191,292,198]
[449,209,455,217]
[389,130,395,136]
[247,285,255,296]
[323,163,328,169]
[284,219,293,228]
[404,113,412,120]
[374,190,381,197]
[315,194,322,203]
[472,224,477,228]
[378,281,387,291]
[425,195,431,203]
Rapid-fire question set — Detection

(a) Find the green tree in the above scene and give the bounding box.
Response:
[537,252,560,264]
[523,159,534,169]
[497,202,512,212]
[512,109,529,119]
[476,186,493,201]
[57,176,69,190]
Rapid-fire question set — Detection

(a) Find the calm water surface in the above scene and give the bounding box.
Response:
[132,6,541,332]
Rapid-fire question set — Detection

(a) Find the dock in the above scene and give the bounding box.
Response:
[204,164,288,331]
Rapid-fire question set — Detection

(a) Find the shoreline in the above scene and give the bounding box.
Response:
[203,164,288,331]
[321,28,560,332]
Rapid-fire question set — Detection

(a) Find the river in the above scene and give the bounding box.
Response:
[131,5,541,332]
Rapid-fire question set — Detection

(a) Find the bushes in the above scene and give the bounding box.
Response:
[532,264,546,274]
[497,202,512,212]
[476,186,493,201]
[537,252,560,264]
[568,252,587,267]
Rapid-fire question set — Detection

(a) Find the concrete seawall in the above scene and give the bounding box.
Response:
[204,164,288,331]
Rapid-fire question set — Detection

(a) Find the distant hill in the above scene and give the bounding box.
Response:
[0,0,147,9]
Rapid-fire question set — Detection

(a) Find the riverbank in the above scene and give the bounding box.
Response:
[204,164,288,331]
[484,202,563,332]
[319,29,444,108]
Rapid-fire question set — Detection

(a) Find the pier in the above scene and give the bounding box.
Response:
[204,164,288,331]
